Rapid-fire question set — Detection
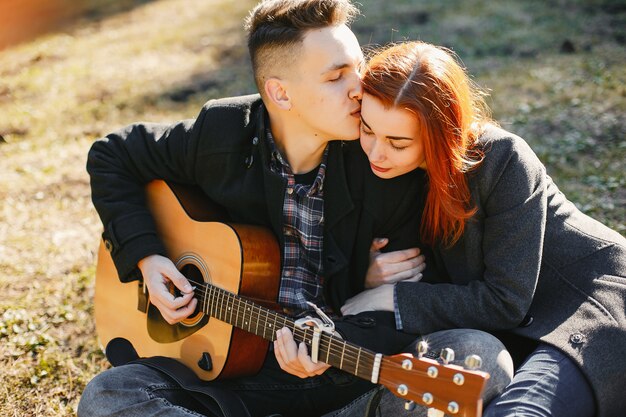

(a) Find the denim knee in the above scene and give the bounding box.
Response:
[410,329,514,403]
[77,364,169,417]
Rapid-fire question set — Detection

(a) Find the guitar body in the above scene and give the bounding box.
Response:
[94,182,489,416]
[95,180,281,380]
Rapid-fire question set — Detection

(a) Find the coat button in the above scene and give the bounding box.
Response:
[104,239,114,253]
[570,332,585,345]
[252,137,259,145]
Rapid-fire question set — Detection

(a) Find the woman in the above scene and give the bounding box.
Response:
[341,41,626,416]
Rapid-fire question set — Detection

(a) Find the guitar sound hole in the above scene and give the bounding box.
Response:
[178,263,206,327]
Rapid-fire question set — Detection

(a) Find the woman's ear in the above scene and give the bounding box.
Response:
[264,78,292,111]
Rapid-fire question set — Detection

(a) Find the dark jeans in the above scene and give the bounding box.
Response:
[77,351,373,417]
[483,343,595,417]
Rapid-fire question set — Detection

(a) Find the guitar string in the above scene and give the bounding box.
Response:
[193,285,463,385]
[186,281,380,373]
[183,282,460,381]
[193,287,376,372]
[192,280,369,358]
[170,282,476,400]
[165,281,470,401]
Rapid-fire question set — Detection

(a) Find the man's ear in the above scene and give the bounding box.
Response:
[264,78,292,111]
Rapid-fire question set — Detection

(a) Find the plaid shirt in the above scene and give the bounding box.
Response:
[266,130,328,316]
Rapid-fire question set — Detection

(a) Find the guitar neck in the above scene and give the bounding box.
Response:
[198,283,381,382]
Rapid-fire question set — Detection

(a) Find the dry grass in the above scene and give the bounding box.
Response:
[0,0,623,415]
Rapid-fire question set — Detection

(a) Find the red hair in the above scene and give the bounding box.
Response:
[361,41,491,247]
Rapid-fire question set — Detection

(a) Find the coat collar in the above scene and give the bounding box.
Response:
[255,104,354,240]
[323,141,354,230]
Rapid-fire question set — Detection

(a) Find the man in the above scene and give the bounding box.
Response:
[79,1,510,416]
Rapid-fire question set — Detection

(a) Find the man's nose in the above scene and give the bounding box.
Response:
[349,73,363,100]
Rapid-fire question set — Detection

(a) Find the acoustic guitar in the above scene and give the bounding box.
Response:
[95,180,489,417]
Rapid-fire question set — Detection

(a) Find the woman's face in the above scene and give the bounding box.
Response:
[360,93,426,179]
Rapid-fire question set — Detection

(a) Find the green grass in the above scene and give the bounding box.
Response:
[0,0,623,415]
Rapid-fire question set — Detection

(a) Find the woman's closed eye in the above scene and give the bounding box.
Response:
[390,141,409,151]
[360,123,373,135]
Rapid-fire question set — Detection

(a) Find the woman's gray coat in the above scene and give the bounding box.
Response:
[395,125,626,417]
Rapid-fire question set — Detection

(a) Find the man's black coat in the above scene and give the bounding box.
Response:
[87,94,428,315]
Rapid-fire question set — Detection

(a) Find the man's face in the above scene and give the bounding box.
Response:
[284,24,363,142]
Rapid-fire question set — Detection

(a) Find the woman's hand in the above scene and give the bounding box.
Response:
[365,238,426,288]
[274,327,330,378]
[340,284,395,316]
[138,254,197,324]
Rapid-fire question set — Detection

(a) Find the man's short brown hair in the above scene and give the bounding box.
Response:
[244,0,359,95]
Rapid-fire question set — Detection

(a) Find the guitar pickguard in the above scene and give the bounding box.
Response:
[146,256,211,343]
[147,303,209,343]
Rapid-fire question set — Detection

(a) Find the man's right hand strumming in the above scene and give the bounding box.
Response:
[138,254,197,324]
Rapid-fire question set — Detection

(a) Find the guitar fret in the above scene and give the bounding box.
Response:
[263,306,268,339]
[208,285,214,317]
[234,293,240,328]
[355,347,361,376]
[213,286,218,319]
[216,287,222,321]
[252,306,261,335]
[218,287,224,322]
[339,341,346,370]
[217,289,222,322]
[244,300,250,332]
[204,284,209,315]
[325,336,332,363]
[223,289,229,323]
[227,289,232,324]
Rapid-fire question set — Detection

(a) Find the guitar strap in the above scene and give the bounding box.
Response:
[130,356,252,417]
[363,385,386,417]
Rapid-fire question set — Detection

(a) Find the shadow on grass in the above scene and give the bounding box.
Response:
[135,43,257,112]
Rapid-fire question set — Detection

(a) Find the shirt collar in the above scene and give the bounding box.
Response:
[266,128,328,196]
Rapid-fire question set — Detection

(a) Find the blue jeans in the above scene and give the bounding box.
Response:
[78,352,372,417]
[483,343,595,417]
[324,329,514,417]
[77,328,512,417]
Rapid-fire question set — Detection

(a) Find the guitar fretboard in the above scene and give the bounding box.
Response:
[197,283,380,381]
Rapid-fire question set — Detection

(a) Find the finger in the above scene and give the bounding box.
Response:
[297,342,329,375]
[377,247,421,263]
[379,255,426,277]
[159,297,198,324]
[340,300,367,316]
[275,329,308,377]
[383,266,426,284]
[275,328,298,364]
[297,342,314,371]
[150,279,194,308]
[404,273,423,283]
[167,266,194,294]
[168,291,195,309]
[369,238,388,253]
